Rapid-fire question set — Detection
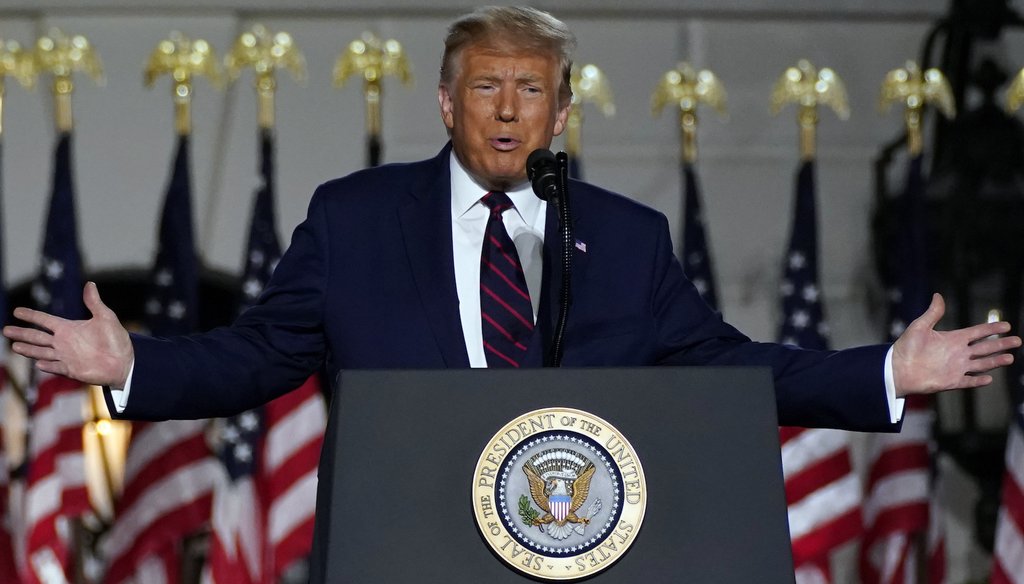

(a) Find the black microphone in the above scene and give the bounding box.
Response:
[527,148,560,202]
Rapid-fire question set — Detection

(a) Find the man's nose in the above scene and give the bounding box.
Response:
[495,88,518,122]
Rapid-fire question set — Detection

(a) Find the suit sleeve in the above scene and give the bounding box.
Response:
[648,213,897,432]
[107,187,331,421]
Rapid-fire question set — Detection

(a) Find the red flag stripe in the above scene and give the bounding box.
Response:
[102,456,221,583]
[23,373,89,583]
[783,451,852,506]
[791,504,863,564]
[787,471,861,541]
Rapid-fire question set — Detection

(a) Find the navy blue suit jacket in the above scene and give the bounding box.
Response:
[113,144,895,432]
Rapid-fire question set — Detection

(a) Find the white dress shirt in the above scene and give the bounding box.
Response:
[450,153,546,368]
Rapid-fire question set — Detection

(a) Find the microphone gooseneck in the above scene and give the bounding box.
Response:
[525,149,573,367]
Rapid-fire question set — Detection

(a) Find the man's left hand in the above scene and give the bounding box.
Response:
[893,293,1022,397]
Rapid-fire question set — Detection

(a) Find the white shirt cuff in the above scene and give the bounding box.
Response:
[108,359,134,414]
[884,346,905,423]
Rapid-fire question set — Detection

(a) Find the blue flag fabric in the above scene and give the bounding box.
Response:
[885,155,930,341]
[144,135,199,336]
[32,133,85,321]
[681,163,719,311]
[238,128,282,315]
[777,160,828,350]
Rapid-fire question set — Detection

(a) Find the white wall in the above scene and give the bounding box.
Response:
[2,1,1022,581]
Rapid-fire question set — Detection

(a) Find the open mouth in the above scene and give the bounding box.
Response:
[491,136,520,151]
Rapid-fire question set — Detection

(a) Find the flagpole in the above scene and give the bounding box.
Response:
[566,63,614,178]
[334,32,411,167]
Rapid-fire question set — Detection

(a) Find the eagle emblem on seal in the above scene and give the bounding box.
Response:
[520,448,603,540]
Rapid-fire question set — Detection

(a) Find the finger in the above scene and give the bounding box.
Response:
[961,321,1014,343]
[3,325,55,346]
[11,306,64,332]
[83,281,111,319]
[958,374,993,389]
[11,342,59,362]
[910,293,945,331]
[3,326,55,347]
[966,352,1015,372]
[35,360,68,377]
[968,335,1021,357]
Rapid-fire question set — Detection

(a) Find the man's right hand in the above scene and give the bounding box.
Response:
[3,281,134,388]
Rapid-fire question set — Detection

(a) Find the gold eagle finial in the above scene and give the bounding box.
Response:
[35,29,104,133]
[770,60,848,161]
[334,32,412,142]
[144,31,222,136]
[652,62,727,164]
[225,25,306,130]
[567,63,615,159]
[880,61,955,156]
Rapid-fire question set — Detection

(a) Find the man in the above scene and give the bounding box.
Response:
[3,7,1019,430]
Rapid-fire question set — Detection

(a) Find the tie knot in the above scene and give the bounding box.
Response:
[482,191,513,216]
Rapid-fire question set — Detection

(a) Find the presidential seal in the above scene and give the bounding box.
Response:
[472,408,646,581]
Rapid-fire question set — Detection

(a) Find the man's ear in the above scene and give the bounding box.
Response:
[439,85,455,130]
[552,102,571,137]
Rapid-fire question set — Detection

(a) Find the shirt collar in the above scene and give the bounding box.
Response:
[449,151,543,225]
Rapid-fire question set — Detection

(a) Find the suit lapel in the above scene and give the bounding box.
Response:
[398,146,471,368]
[533,191,589,366]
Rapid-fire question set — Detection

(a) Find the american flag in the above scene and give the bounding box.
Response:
[992,345,1024,582]
[776,160,863,582]
[859,153,944,584]
[680,163,719,310]
[102,135,220,584]
[205,128,325,584]
[21,132,91,584]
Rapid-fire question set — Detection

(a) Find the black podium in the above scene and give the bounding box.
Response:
[310,367,795,583]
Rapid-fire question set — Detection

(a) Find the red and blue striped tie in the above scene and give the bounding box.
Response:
[480,191,534,368]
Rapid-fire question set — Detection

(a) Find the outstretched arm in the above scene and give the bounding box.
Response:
[892,293,1021,397]
[3,281,134,387]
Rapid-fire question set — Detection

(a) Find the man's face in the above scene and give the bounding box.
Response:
[438,43,570,191]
